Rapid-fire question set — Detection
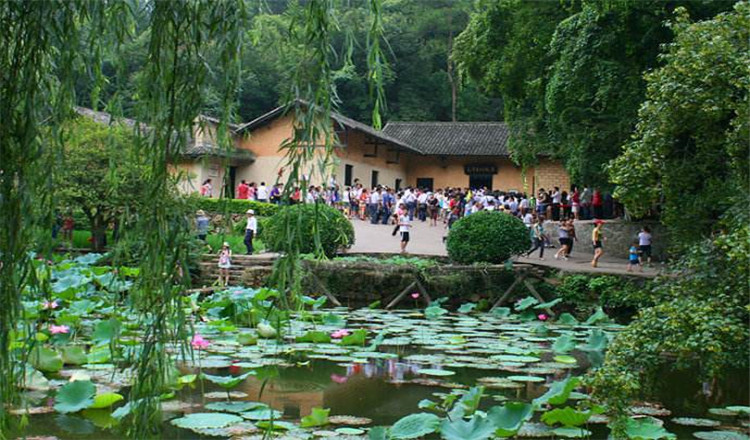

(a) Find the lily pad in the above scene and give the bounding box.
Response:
[30,347,64,373]
[624,416,676,439]
[54,380,96,414]
[328,415,372,426]
[205,401,267,414]
[552,427,592,438]
[390,413,441,439]
[171,412,242,430]
[416,368,455,377]
[440,414,495,440]
[241,408,283,421]
[335,427,366,435]
[553,355,578,364]
[88,392,124,409]
[671,418,721,427]
[507,375,545,383]
[693,431,750,440]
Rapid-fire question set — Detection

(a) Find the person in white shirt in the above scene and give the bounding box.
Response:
[523,211,534,227]
[638,226,653,266]
[257,182,269,202]
[397,203,411,254]
[369,189,381,224]
[244,209,257,255]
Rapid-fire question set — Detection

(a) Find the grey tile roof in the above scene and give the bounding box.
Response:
[75,107,253,161]
[382,122,510,156]
[235,101,423,155]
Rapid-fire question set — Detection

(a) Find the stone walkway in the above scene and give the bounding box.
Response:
[347,218,662,278]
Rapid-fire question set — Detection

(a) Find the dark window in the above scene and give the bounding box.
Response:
[469,174,493,190]
[395,178,402,191]
[344,164,353,186]
[416,178,434,191]
[371,170,379,188]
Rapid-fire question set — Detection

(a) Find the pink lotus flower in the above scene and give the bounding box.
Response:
[537,314,548,321]
[330,374,348,384]
[42,300,58,310]
[331,329,351,339]
[191,333,210,350]
[411,292,420,299]
[49,324,70,334]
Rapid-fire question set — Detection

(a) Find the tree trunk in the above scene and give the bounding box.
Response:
[447,29,457,122]
[91,214,107,252]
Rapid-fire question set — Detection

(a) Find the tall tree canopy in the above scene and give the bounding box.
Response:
[608,2,749,243]
[454,0,735,187]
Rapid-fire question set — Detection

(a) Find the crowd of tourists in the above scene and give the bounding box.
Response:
[203,178,652,278]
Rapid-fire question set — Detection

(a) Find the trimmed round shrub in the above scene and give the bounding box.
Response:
[263,203,354,257]
[446,211,530,264]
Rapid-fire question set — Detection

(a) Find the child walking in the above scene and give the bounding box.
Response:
[627,240,642,272]
[217,242,232,286]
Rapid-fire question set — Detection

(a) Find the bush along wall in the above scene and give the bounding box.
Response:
[194,198,279,217]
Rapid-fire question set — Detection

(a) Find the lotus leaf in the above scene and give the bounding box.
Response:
[300,407,330,428]
[296,331,332,343]
[487,402,533,437]
[693,431,750,440]
[441,414,495,440]
[30,346,63,373]
[515,296,539,311]
[540,407,591,427]
[328,415,372,426]
[417,368,455,377]
[241,408,283,420]
[336,427,366,435]
[54,380,96,414]
[200,371,254,389]
[62,346,88,365]
[171,412,242,430]
[22,366,51,391]
[205,401,267,414]
[255,420,296,430]
[390,413,440,439]
[583,308,609,325]
[257,323,277,338]
[624,416,677,439]
[552,334,576,354]
[670,418,720,427]
[726,406,750,414]
[340,329,367,346]
[551,427,592,438]
[534,298,563,309]
[323,313,346,327]
[458,303,477,313]
[709,408,739,417]
[424,305,449,319]
[88,392,124,409]
[534,377,581,406]
[554,355,578,364]
[583,329,608,351]
[507,375,545,383]
[368,426,389,440]
[492,307,511,317]
[237,333,258,346]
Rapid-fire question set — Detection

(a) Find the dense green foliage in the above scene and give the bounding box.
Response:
[590,207,750,433]
[608,3,749,242]
[446,212,529,264]
[78,0,496,124]
[53,118,147,251]
[587,6,750,434]
[263,204,354,258]
[454,0,734,187]
[556,274,653,318]
[195,198,278,217]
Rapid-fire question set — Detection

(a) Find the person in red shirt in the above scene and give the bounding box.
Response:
[237,180,249,199]
[592,188,603,219]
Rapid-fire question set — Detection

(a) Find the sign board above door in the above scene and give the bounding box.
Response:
[464,164,498,175]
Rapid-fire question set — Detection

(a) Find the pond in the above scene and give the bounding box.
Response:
[11,257,750,439]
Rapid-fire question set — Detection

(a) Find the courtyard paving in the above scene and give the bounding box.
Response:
[347,217,662,278]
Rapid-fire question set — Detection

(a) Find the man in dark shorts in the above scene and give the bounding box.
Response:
[397,203,411,254]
